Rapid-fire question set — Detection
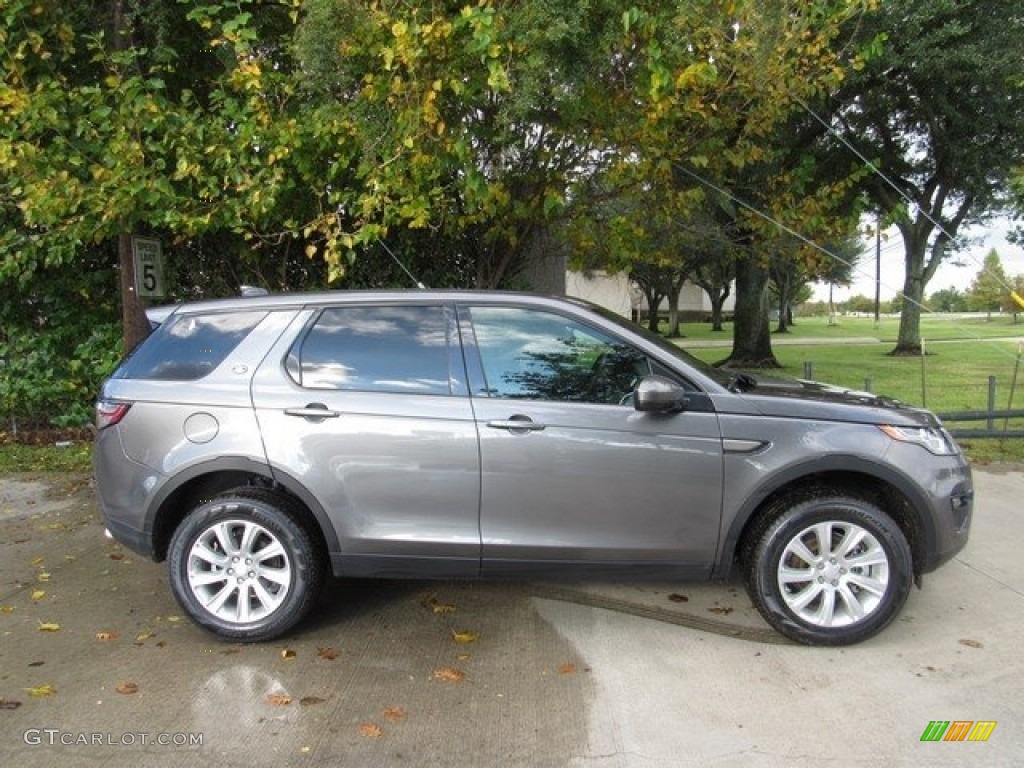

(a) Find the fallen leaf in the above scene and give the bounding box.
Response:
[382,707,406,722]
[421,594,456,614]
[265,692,292,706]
[559,663,577,676]
[299,696,325,706]
[281,648,297,660]
[432,667,465,682]
[220,648,241,655]
[30,556,45,567]
[115,681,139,695]
[0,699,22,710]
[31,589,46,601]
[708,605,734,615]
[668,593,689,603]
[359,722,383,738]
[37,622,60,632]
[108,553,125,561]
[64,555,75,562]
[28,660,45,667]
[959,638,983,649]
[317,646,339,660]
[452,629,478,644]
[26,683,57,698]
[456,652,472,661]
[135,631,155,643]
[36,572,51,582]
[0,605,13,614]
[95,631,120,641]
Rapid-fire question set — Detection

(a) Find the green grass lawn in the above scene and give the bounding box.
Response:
[672,314,1024,464]
[670,312,1024,344]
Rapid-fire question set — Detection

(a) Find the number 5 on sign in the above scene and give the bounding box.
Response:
[132,237,165,298]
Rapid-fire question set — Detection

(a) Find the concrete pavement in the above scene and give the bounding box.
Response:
[0,468,1021,766]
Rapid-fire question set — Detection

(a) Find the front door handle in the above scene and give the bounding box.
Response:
[284,403,340,421]
[486,415,546,433]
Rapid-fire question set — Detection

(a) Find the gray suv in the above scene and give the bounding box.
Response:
[93,291,973,645]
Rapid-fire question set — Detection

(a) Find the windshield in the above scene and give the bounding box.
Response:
[567,298,735,388]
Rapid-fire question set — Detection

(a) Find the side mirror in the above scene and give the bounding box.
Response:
[634,375,687,413]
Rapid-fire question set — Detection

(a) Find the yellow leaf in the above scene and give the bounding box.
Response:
[31,589,45,601]
[25,683,57,698]
[0,605,14,614]
[451,630,478,644]
[37,572,51,582]
[305,244,317,258]
[281,648,297,660]
[421,595,456,614]
[38,622,60,632]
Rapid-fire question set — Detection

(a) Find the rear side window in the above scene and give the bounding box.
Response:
[114,311,267,381]
[289,305,452,395]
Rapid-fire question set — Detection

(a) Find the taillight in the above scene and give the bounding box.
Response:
[96,400,132,430]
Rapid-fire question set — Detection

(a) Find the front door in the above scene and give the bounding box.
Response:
[460,304,724,576]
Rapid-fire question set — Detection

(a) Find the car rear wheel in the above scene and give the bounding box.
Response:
[746,494,913,645]
[168,488,323,641]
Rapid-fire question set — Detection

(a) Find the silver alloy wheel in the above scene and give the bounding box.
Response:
[776,520,890,628]
[186,519,293,624]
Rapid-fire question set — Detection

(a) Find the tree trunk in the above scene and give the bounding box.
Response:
[892,228,930,356]
[719,258,779,368]
[666,295,681,337]
[119,232,152,353]
[111,1,150,354]
[709,291,726,331]
[775,274,792,333]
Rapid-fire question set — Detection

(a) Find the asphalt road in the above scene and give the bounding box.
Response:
[0,468,1021,767]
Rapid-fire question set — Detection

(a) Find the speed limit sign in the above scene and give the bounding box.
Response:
[132,236,165,298]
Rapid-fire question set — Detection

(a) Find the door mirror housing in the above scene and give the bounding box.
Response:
[634,375,687,413]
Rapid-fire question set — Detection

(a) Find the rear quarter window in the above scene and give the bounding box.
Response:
[113,311,267,381]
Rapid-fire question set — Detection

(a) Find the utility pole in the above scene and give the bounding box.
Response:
[874,218,881,328]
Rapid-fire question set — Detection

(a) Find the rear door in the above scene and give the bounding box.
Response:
[251,302,481,576]
[460,303,724,576]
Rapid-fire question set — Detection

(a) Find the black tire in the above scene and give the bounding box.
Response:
[745,494,913,646]
[168,488,324,642]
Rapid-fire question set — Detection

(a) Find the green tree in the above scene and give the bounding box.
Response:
[0,0,313,350]
[967,248,1010,318]
[928,286,968,313]
[822,0,1024,355]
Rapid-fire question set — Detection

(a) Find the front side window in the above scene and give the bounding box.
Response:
[290,305,452,395]
[114,310,267,381]
[467,306,651,405]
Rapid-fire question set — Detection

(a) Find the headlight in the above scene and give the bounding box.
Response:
[879,425,959,456]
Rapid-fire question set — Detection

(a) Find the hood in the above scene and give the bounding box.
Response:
[725,374,937,427]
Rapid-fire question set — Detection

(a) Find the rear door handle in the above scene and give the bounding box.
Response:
[284,403,340,420]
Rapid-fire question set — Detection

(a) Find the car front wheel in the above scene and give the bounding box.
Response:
[746,495,913,645]
[168,489,323,641]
